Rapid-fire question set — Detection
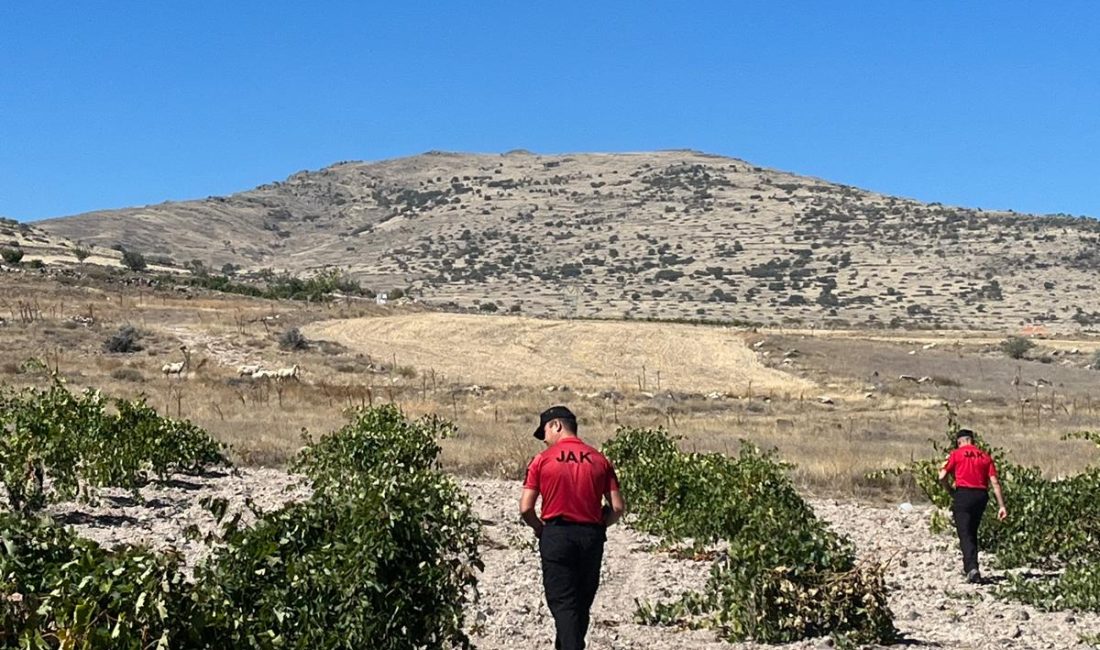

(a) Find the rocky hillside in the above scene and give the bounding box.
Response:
[35,151,1100,331]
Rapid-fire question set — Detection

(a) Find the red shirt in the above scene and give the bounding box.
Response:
[524,437,620,525]
[943,444,998,489]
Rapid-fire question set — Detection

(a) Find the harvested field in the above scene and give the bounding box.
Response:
[305,313,813,394]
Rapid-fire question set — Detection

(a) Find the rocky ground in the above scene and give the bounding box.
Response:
[49,471,1100,649]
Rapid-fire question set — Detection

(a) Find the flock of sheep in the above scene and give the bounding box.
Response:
[235,363,301,381]
[157,345,301,381]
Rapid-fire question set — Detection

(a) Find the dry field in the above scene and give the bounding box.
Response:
[2,271,1099,496]
[304,313,811,394]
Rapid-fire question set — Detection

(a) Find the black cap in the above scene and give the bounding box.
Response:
[956,428,976,440]
[534,406,577,440]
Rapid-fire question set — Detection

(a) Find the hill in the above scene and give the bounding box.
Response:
[35,150,1100,331]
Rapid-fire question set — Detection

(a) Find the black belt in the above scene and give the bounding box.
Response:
[543,516,604,528]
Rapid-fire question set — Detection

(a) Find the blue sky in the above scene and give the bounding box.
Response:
[2,2,1098,221]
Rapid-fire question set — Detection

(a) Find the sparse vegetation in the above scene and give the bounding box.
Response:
[22,151,1100,331]
[110,367,144,382]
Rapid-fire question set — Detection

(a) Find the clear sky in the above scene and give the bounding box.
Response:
[2,1,1098,221]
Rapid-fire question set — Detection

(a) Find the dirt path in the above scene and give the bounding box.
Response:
[50,473,1099,649]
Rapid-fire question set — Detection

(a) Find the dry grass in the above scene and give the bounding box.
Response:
[2,273,1099,500]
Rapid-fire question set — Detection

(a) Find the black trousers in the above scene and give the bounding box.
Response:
[539,523,605,650]
[953,487,989,574]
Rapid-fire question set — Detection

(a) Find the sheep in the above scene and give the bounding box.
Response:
[252,369,276,380]
[162,361,185,378]
[162,345,190,379]
[274,364,301,381]
[237,364,261,377]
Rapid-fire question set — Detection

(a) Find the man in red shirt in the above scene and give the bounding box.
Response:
[938,428,1008,583]
[520,406,625,650]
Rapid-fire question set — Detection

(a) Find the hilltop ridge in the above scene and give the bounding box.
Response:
[34,150,1100,331]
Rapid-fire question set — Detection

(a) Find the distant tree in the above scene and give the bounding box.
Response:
[1000,336,1035,360]
[120,249,147,272]
[221,262,240,276]
[72,247,91,262]
[1,246,23,265]
[185,259,207,276]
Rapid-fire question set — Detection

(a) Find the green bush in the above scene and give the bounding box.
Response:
[1,402,482,649]
[0,246,23,265]
[120,249,147,272]
[1000,335,1035,359]
[0,382,227,514]
[604,427,896,645]
[204,405,482,649]
[175,267,369,303]
[0,513,198,649]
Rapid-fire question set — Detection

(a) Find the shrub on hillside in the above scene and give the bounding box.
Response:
[1000,336,1035,360]
[0,246,23,265]
[278,326,309,351]
[103,325,143,353]
[604,428,897,645]
[120,249,147,272]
